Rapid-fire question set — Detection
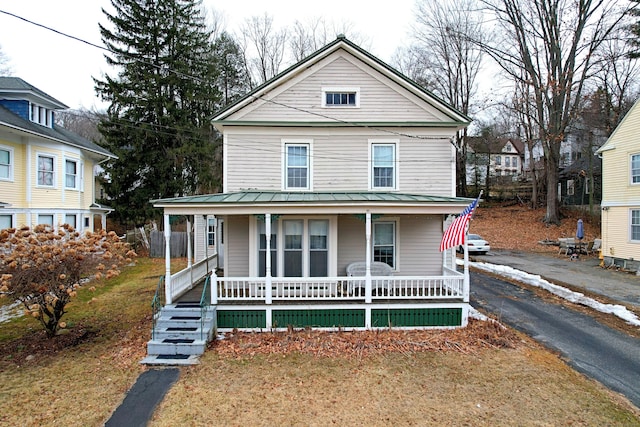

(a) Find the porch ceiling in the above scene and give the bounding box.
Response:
[152,191,474,215]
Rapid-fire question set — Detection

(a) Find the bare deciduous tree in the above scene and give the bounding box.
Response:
[404,0,485,197]
[0,44,13,76]
[240,13,288,86]
[476,0,632,224]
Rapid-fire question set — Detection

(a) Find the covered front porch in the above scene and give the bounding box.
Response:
[155,191,474,332]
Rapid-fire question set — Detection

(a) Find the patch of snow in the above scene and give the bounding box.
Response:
[470,260,640,327]
[0,300,23,323]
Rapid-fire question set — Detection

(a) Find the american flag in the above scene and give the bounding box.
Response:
[439,197,479,252]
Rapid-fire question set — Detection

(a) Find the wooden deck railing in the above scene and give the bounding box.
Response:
[212,273,464,304]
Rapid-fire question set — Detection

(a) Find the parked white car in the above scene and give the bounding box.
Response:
[458,234,490,254]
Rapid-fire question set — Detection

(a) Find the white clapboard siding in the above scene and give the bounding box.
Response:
[225,215,249,276]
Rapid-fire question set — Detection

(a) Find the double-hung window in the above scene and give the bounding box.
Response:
[632,154,640,184]
[258,220,278,277]
[64,214,77,230]
[284,142,310,190]
[631,210,640,242]
[37,155,55,187]
[65,159,79,189]
[373,221,396,268]
[207,217,216,247]
[371,142,396,190]
[0,214,12,230]
[0,147,12,180]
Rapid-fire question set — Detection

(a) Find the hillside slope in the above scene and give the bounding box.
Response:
[469,203,600,253]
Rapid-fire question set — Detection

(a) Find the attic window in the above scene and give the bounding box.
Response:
[30,103,54,128]
[322,87,359,107]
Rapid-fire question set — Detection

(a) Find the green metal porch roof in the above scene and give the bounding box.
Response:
[152,191,471,206]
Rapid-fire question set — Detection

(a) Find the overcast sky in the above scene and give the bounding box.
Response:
[0,0,416,110]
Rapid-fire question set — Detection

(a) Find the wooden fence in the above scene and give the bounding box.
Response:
[149,230,193,258]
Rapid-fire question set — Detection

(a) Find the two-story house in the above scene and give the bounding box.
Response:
[145,37,475,360]
[0,77,115,232]
[466,137,524,187]
[596,98,640,274]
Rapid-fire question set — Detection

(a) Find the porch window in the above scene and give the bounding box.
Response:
[309,220,328,277]
[373,222,395,268]
[285,144,309,189]
[207,217,216,247]
[0,214,12,230]
[631,209,640,241]
[38,214,54,226]
[567,179,575,196]
[284,220,303,277]
[258,221,277,277]
[37,155,55,187]
[632,154,640,184]
[371,143,396,189]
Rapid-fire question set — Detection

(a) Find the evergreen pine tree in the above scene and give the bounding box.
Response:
[95,0,221,226]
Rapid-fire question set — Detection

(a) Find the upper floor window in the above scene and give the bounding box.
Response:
[322,87,359,107]
[632,154,640,184]
[65,159,79,189]
[505,157,511,167]
[284,142,310,190]
[30,103,54,128]
[371,142,396,190]
[512,156,518,168]
[0,147,12,180]
[631,209,640,241]
[495,155,501,165]
[37,155,55,187]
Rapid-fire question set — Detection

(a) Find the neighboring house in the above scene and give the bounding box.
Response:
[465,137,524,186]
[0,77,115,232]
[558,154,602,207]
[596,98,640,273]
[147,36,473,355]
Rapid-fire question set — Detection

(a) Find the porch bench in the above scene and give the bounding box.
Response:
[346,261,394,277]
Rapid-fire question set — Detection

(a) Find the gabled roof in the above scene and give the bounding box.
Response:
[596,96,640,154]
[0,77,68,109]
[0,105,115,159]
[466,137,524,155]
[212,35,471,126]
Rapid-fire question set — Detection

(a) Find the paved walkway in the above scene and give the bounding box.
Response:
[476,250,640,309]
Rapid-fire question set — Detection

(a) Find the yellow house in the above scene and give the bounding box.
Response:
[596,98,640,273]
[0,77,115,232]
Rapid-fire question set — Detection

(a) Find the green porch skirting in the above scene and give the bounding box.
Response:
[371,308,462,327]
[216,307,464,329]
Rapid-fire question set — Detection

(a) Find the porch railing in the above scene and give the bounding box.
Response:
[213,273,464,303]
[167,254,217,303]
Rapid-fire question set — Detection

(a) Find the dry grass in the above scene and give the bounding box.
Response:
[150,330,639,426]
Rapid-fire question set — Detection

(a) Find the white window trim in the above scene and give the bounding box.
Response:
[36,152,57,188]
[369,139,399,191]
[631,153,640,185]
[64,158,81,190]
[321,86,360,108]
[0,145,14,182]
[372,218,399,271]
[37,213,55,227]
[207,216,216,248]
[0,213,14,230]
[631,209,640,243]
[282,139,313,191]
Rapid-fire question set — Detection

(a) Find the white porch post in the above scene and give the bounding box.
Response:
[463,237,470,302]
[210,269,218,305]
[265,213,273,306]
[164,214,172,305]
[365,211,372,306]
[187,216,193,268]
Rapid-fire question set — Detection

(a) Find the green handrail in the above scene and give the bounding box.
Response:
[151,275,165,340]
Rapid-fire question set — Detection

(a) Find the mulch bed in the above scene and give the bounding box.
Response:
[210,319,522,359]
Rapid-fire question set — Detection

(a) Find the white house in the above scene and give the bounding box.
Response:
[144,36,475,361]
